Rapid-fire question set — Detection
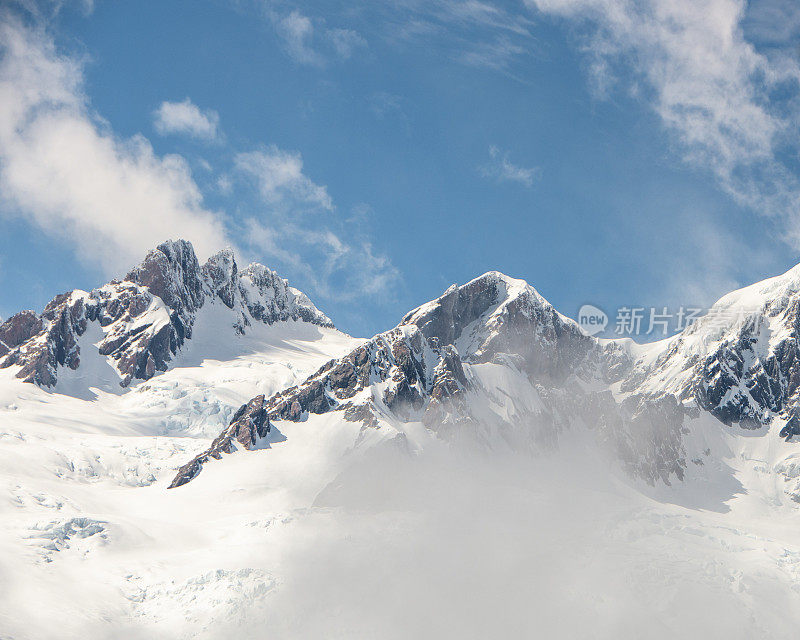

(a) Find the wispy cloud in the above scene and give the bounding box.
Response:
[328,27,368,60]
[244,218,399,300]
[0,17,229,273]
[371,0,535,72]
[460,36,526,70]
[273,10,320,65]
[368,92,403,119]
[255,1,531,72]
[9,0,96,20]
[233,147,333,211]
[231,144,399,300]
[524,0,800,244]
[744,0,800,45]
[480,146,539,187]
[399,0,533,37]
[268,8,367,66]
[153,98,220,142]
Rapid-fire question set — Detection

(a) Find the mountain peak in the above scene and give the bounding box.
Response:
[202,247,239,308]
[0,239,333,389]
[169,269,617,488]
[620,259,800,430]
[400,270,573,368]
[125,238,205,317]
[404,270,535,325]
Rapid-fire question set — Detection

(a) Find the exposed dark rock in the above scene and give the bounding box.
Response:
[238,263,333,328]
[203,248,238,309]
[400,272,601,382]
[780,416,800,441]
[0,311,43,357]
[126,240,205,319]
[169,395,269,489]
[343,403,380,428]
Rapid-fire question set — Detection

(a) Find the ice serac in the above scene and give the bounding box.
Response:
[0,240,332,389]
[172,271,687,487]
[625,261,800,434]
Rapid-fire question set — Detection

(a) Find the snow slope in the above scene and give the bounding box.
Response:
[0,319,365,638]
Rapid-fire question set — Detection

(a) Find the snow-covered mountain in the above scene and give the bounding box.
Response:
[7,245,800,638]
[0,239,331,391]
[621,263,800,433]
[171,271,688,488]
[168,259,800,496]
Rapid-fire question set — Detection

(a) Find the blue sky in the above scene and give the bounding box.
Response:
[1,0,800,338]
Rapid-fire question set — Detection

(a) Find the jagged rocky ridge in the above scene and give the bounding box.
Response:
[0,240,332,388]
[171,272,687,488]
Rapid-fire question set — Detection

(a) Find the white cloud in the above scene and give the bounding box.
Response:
[234,147,333,211]
[153,98,220,141]
[0,17,230,274]
[480,145,539,187]
[523,0,800,242]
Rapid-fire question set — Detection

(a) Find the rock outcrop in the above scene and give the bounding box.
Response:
[169,395,270,488]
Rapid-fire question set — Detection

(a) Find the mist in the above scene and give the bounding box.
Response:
[184,428,798,640]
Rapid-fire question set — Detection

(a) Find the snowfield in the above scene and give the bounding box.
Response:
[3,317,800,638]
[0,319,365,638]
